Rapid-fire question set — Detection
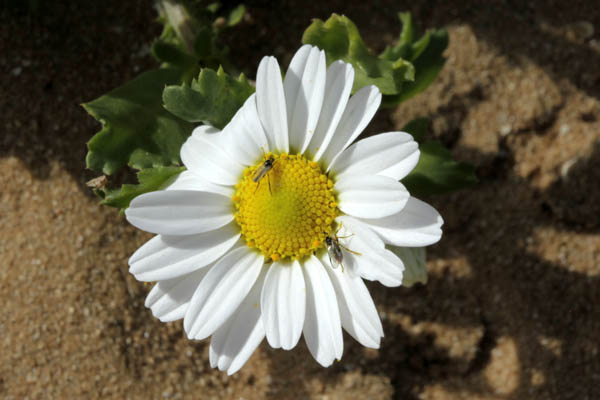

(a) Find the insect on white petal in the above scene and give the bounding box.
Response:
[324,223,361,272]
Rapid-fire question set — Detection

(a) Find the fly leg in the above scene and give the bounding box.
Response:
[340,245,362,256]
[254,180,261,193]
[267,171,272,195]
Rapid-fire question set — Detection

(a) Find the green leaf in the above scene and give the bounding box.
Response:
[163,67,254,129]
[193,26,214,60]
[398,12,415,49]
[402,141,477,196]
[389,246,427,287]
[152,39,198,76]
[152,6,201,82]
[227,4,245,26]
[380,12,414,62]
[157,1,197,57]
[84,68,194,175]
[302,13,446,106]
[302,14,414,95]
[382,26,448,106]
[401,117,429,143]
[98,166,186,210]
[390,29,448,103]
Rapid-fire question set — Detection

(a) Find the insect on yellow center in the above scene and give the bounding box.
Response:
[233,153,337,261]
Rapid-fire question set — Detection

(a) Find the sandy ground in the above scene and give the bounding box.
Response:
[1,1,600,399]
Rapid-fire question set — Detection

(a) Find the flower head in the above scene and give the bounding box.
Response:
[125,45,443,374]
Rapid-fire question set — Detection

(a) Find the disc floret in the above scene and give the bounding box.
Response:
[233,153,337,261]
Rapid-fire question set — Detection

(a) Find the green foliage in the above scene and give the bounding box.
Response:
[151,2,200,83]
[401,117,429,143]
[84,7,470,211]
[84,68,194,175]
[381,13,448,106]
[84,1,250,209]
[152,1,247,80]
[401,118,477,197]
[302,14,414,95]
[97,166,186,210]
[389,246,427,287]
[227,5,246,26]
[302,13,447,107]
[402,141,478,197]
[163,67,254,129]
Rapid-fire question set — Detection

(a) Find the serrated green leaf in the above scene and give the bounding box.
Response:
[402,117,429,143]
[84,68,194,175]
[227,4,245,26]
[380,12,414,62]
[99,166,186,210]
[163,67,254,129]
[402,141,477,196]
[382,28,448,106]
[396,29,447,102]
[302,14,414,95]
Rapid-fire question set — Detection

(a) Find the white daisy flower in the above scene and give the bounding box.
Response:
[125,45,443,374]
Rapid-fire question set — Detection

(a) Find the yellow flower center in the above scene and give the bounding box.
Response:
[233,153,337,261]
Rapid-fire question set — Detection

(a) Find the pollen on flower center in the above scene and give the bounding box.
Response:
[233,153,337,262]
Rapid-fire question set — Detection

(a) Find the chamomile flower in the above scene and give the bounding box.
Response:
[125,45,443,374]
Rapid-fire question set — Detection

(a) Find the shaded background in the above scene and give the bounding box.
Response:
[1,0,599,398]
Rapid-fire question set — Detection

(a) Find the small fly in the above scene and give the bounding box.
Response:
[253,151,276,194]
[324,223,362,272]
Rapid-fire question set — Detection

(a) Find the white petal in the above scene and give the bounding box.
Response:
[261,260,306,350]
[320,252,383,348]
[335,174,410,219]
[221,94,270,166]
[331,131,419,180]
[180,125,245,186]
[256,56,288,152]
[184,246,264,340]
[163,170,234,197]
[302,255,343,367]
[145,267,210,322]
[307,61,354,161]
[284,45,326,153]
[209,267,267,375]
[125,190,233,235]
[128,222,240,281]
[333,216,404,287]
[390,246,428,287]
[357,197,443,247]
[321,85,381,168]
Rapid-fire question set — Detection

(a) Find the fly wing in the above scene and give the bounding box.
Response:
[327,244,343,269]
[252,165,268,183]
